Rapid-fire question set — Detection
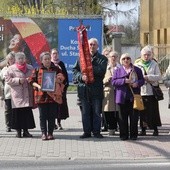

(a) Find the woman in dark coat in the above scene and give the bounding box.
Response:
[51,48,69,130]
[112,53,144,140]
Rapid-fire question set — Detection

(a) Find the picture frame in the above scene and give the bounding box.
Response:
[41,71,56,92]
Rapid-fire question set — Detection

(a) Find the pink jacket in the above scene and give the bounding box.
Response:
[5,64,33,108]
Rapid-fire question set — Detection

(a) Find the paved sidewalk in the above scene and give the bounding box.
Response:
[0,85,170,161]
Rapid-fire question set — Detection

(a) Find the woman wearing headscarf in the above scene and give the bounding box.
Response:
[112,53,144,140]
[4,52,35,138]
[134,46,162,136]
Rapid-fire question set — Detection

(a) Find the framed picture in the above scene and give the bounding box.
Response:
[41,71,56,92]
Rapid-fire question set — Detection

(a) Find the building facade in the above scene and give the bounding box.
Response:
[140,0,170,72]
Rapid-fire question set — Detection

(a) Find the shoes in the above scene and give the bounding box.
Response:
[139,131,146,136]
[80,133,91,139]
[130,137,137,140]
[16,129,21,138]
[6,127,11,132]
[120,137,128,141]
[58,125,63,130]
[41,134,47,140]
[54,124,58,130]
[47,134,54,140]
[108,129,115,136]
[23,131,33,138]
[101,127,108,132]
[153,131,158,136]
[93,133,103,138]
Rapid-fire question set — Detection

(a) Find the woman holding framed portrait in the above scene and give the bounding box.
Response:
[29,52,65,140]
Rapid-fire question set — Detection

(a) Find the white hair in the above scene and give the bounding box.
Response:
[40,51,51,61]
[15,52,26,60]
[109,51,119,58]
[141,45,153,56]
[88,38,98,45]
[120,53,131,64]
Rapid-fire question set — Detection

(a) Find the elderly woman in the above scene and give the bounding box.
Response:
[51,48,69,130]
[102,51,120,135]
[134,46,162,136]
[112,53,144,140]
[29,52,64,140]
[4,52,35,138]
[101,47,113,132]
[0,52,15,132]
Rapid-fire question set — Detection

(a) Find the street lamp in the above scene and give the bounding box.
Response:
[115,2,118,33]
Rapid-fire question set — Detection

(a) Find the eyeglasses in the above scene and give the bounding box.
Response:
[122,57,130,60]
[90,43,96,46]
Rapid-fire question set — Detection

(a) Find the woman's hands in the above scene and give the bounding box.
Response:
[125,78,138,87]
[32,82,41,90]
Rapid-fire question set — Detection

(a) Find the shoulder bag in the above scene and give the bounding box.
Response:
[129,86,144,111]
[150,84,164,101]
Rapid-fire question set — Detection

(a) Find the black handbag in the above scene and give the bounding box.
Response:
[151,85,164,101]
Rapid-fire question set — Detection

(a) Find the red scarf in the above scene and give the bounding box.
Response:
[16,62,27,73]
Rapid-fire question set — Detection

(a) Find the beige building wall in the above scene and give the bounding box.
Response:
[140,0,170,60]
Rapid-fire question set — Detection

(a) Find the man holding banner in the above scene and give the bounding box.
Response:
[73,38,108,139]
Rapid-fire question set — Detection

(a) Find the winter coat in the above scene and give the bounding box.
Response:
[29,62,63,104]
[102,63,120,112]
[73,51,108,100]
[134,59,162,96]
[0,66,11,99]
[4,64,33,108]
[112,64,144,104]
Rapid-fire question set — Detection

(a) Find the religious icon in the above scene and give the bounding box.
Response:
[41,71,56,92]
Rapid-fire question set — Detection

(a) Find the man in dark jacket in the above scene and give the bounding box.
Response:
[73,38,108,138]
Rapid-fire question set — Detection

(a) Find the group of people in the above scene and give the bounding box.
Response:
[0,33,167,141]
[0,33,69,140]
[73,38,163,141]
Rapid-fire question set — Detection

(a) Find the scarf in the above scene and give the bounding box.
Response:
[16,62,27,73]
[141,60,151,72]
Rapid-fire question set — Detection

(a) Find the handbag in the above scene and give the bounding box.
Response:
[133,94,145,111]
[151,84,164,101]
[130,86,144,111]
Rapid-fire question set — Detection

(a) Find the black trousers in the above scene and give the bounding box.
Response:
[4,99,12,128]
[104,111,118,130]
[38,103,58,135]
[119,100,139,139]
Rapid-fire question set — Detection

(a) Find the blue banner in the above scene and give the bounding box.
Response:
[58,18,103,82]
